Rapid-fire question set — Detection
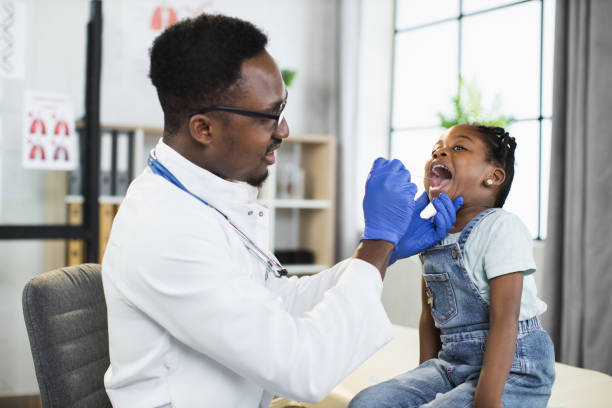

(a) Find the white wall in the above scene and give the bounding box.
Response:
[0,0,89,396]
[0,0,87,225]
[101,0,338,136]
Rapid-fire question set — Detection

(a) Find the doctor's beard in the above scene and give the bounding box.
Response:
[247,169,269,187]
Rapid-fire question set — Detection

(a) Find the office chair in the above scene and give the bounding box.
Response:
[22,263,112,408]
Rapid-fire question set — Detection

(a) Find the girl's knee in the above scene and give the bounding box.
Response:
[348,386,386,408]
[348,382,403,408]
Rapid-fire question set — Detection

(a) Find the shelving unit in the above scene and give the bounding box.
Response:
[66,127,337,275]
[65,125,160,264]
[261,134,337,275]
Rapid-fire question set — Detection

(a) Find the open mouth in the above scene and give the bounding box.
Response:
[429,163,452,190]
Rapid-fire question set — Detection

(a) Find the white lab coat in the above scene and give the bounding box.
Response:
[102,139,394,408]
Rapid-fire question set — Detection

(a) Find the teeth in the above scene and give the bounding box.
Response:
[431,164,448,176]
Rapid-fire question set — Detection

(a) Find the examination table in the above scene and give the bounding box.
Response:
[271,325,612,408]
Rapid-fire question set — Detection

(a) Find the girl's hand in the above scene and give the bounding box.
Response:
[418,276,441,363]
[473,394,503,408]
[474,271,523,408]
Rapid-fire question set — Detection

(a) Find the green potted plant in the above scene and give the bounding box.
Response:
[438,77,515,128]
[281,69,297,87]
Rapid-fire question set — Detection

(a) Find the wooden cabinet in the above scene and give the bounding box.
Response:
[260,134,336,275]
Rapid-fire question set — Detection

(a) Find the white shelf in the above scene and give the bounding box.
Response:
[65,195,84,204]
[285,264,329,275]
[65,195,124,205]
[272,199,331,209]
[99,195,125,205]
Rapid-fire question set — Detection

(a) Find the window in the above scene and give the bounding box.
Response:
[390,0,555,239]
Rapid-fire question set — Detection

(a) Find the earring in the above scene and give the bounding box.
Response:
[486,179,493,186]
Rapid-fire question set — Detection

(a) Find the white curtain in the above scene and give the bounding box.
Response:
[336,0,363,261]
[542,0,612,375]
[335,0,394,261]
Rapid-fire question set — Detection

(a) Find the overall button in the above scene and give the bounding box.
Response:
[248,210,254,216]
[451,249,458,259]
[259,211,264,217]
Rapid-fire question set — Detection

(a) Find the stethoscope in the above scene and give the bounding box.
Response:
[147,150,288,279]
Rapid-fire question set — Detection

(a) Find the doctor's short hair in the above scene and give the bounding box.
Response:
[149,13,268,134]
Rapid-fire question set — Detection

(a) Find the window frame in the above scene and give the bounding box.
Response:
[389,0,551,239]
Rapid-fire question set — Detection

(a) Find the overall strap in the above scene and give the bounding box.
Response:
[457,208,500,252]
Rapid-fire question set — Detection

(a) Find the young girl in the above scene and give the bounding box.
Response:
[349,124,556,407]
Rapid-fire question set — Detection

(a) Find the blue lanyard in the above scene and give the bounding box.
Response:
[147,151,287,279]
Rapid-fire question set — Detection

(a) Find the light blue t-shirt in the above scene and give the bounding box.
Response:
[440,209,547,321]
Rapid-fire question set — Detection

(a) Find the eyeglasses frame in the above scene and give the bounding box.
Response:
[190,98,287,131]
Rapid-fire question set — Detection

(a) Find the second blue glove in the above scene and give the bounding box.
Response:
[389,192,463,265]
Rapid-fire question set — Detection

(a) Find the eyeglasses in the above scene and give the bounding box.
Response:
[191,98,287,132]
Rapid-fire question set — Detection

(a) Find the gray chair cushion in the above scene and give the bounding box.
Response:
[22,263,112,408]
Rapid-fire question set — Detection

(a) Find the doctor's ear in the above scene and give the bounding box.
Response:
[188,114,214,146]
[484,168,506,187]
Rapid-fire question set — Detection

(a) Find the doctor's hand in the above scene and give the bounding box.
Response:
[389,192,463,265]
[361,158,418,246]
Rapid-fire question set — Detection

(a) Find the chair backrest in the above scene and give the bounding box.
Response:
[22,263,112,408]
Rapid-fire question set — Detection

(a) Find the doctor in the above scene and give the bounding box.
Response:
[101,13,462,408]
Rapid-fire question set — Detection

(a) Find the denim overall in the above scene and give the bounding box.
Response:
[350,209,556,408]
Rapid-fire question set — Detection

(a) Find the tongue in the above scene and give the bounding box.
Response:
[430,174,442,188]
[430,174,450,189]
[438,178,450,188]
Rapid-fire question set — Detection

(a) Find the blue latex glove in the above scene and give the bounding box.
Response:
[389,192,463,265]
[361,158,418,246]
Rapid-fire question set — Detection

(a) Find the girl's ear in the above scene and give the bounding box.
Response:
[488,167,506,186]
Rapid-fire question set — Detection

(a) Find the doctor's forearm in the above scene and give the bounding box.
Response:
[353,240,393,279]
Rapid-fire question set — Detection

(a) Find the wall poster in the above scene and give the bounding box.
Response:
[0,1,26,80]
[22,91,78,170]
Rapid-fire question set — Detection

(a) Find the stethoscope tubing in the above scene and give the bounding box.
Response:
[147,151,288,279]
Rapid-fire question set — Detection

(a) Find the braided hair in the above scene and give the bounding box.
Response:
[470,125,517,207]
